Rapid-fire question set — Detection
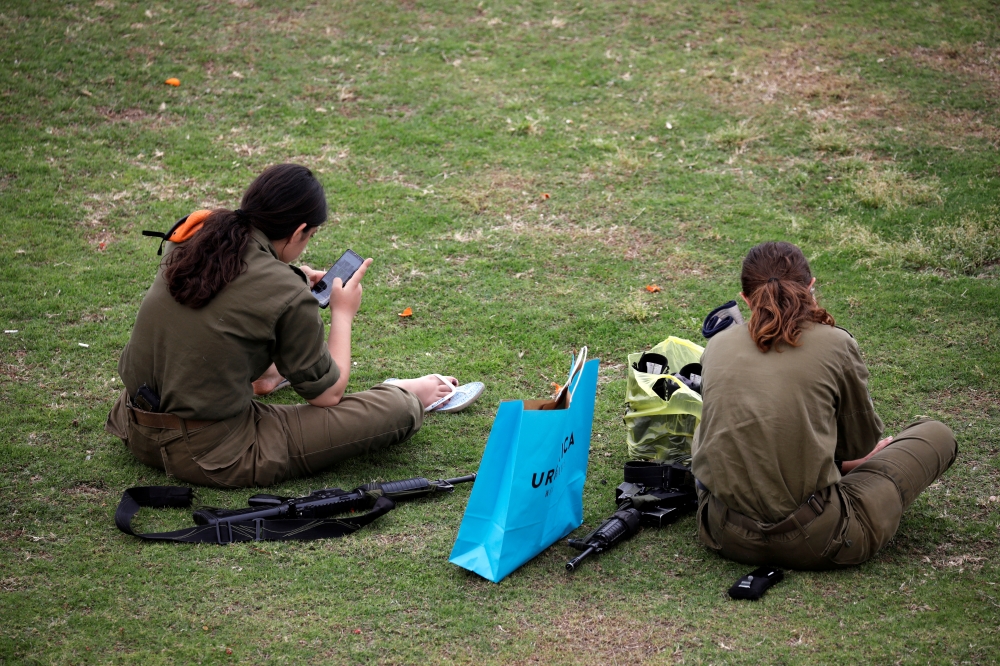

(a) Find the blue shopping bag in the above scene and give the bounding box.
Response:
[449,350,599,583]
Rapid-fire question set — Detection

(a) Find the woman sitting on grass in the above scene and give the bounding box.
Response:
[692,241,957,569]
[106,163,478,488]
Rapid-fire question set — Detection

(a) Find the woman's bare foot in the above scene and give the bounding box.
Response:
[252,363,286,396]
[391,375,458,409]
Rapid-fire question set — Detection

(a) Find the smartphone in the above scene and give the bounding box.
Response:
[310,249,365,308]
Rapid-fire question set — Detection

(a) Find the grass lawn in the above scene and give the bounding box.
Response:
[2,0,999,662]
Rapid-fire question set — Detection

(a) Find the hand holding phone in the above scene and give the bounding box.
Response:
[310,250,365,308]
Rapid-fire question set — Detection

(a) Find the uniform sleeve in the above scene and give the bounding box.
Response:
[835,336,884,461]
[271,291,340,400]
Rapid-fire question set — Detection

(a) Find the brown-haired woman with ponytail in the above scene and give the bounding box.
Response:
[692,241,957,569]
[106,164,464,488]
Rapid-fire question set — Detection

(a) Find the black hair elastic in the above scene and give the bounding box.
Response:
[767,276,780,283]
[234,208,251,223]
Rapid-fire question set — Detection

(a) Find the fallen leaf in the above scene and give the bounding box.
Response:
[225,648,233,655]
[353,629,362,635]
[80,88,93,97]
[203,625,209,631]
[164,78,180,86]
[398,307,413,317]
[541,192,551,200]
[645,284,662,293]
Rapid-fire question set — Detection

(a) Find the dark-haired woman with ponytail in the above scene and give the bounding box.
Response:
[692,241,957,569]
[106,164,463,487]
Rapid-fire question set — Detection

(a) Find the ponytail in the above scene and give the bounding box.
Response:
[741,241,835,352]
[162,164,327,308]
[163,210,254,309]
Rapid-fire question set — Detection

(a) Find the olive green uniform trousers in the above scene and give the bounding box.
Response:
[697,418,957,570]
[106,384,423,488]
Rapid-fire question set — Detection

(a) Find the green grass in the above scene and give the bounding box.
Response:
[2,0,999,663]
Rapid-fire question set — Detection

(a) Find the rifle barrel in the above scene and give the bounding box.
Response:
[566,546,595,571]
[444,474,477,486]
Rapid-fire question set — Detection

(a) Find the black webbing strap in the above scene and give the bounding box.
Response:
[142,215,188,255]
[623,461,692,489]
[114,486,396,544]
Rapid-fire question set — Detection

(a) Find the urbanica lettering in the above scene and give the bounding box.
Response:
[531,466,561,488]
[530,433,576,489]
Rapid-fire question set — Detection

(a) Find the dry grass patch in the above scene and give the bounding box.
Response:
[834,206,1000,275]
[910,43,1000,95]
[95,106,151,123]
[515,605,689,663]
[809,124,855,154]
[694,39,997,152]
[506,113,547,136]
[0,349,31,382]
[708,118,765,153]
[444,169,543,215]
[603,146,648,175]
[926,387,1000,420]
[719,48,862,107]
[63,483,109,497]
[0,576,30,592]
[620,289,660,323]
[851,165,942,209]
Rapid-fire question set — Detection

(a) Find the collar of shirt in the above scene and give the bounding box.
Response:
[251,227,280,259]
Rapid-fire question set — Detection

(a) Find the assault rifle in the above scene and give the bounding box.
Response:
[115,474,476,545]
[565,462,697,571]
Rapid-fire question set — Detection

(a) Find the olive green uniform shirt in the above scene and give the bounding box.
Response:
[118,228,340,421]
[691,322,883,524]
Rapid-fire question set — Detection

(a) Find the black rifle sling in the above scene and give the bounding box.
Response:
[115,486,395,545]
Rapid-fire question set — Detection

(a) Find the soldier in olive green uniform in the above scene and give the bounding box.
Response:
[692,242,957,570]
[106,164,457,488]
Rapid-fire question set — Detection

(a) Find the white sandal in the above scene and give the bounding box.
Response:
[384,374,484,413]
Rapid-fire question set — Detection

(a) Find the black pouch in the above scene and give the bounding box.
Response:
[133,383,161,413]
[651,376,680,401]
[632,352,668,376]
[728,566,784,600]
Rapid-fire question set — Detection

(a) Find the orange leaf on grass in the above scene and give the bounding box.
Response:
[398,307,413,317]
[541,192,551,200]
[645,284,662,293]
[164,78,181,86]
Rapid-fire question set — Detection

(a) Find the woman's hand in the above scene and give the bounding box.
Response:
[841,435,894,474]
[306,258,373,408]
[328,258,373,321]
[871,435,894,455]
[298,265,326,288]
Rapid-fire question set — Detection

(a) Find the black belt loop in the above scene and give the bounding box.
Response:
[254,519,264,542]
[215,522,233,544]
[807,494,824,516]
